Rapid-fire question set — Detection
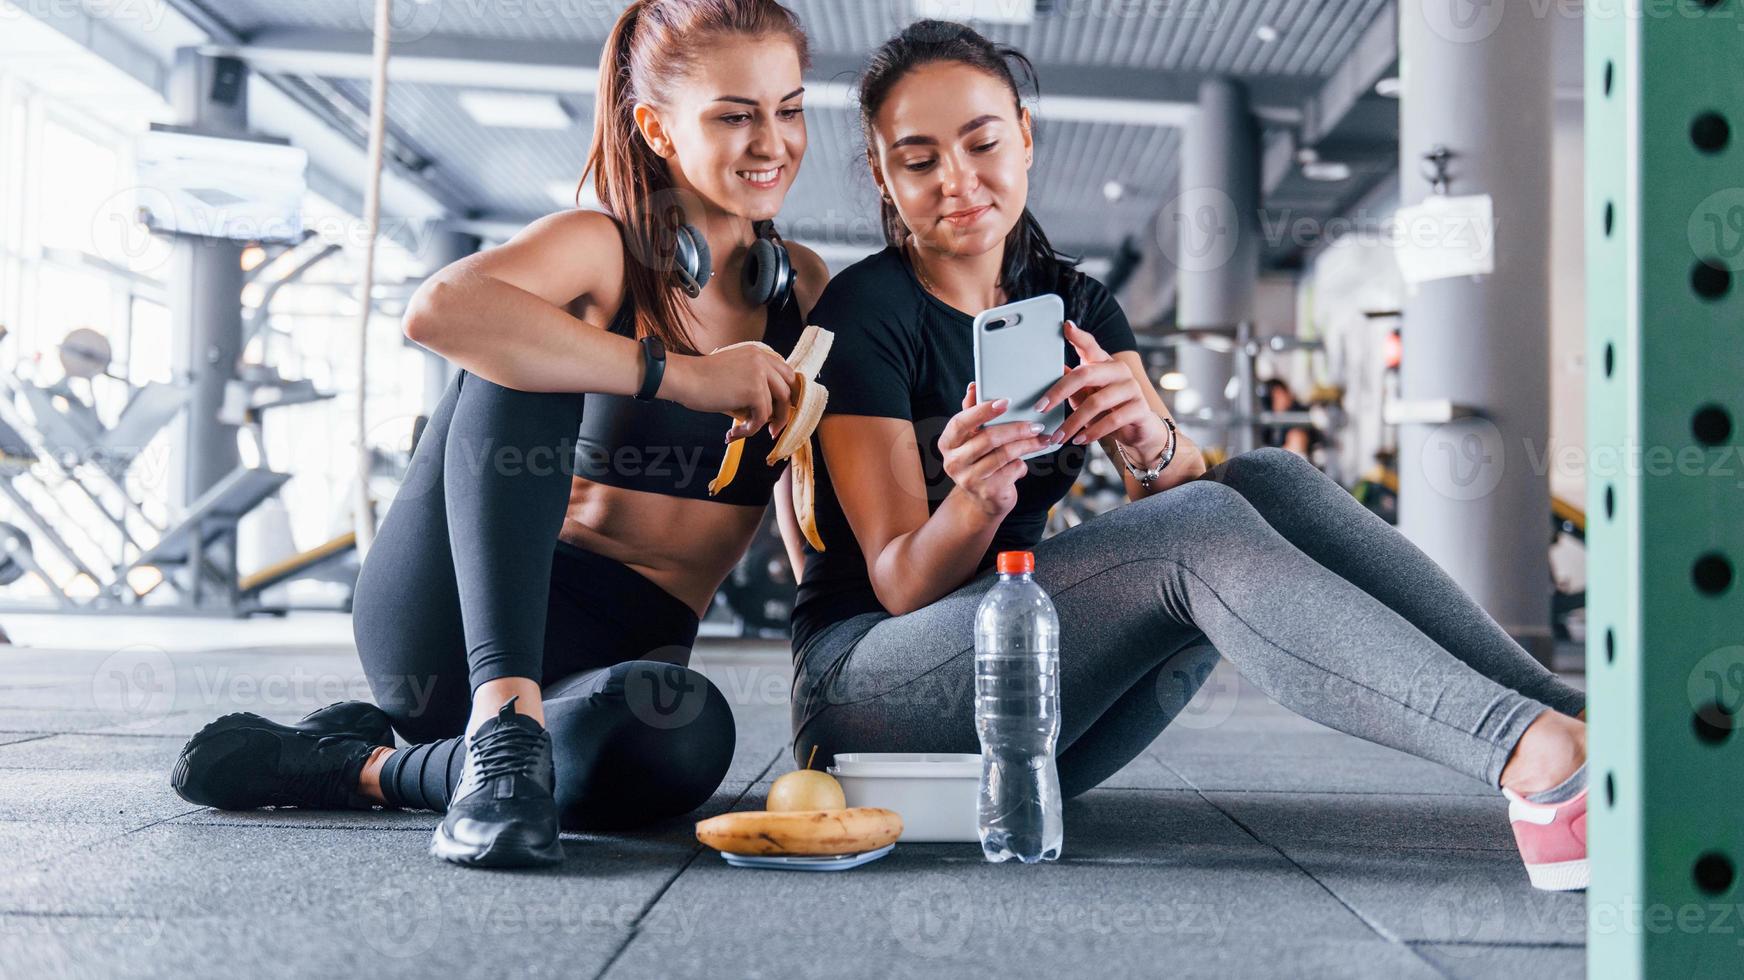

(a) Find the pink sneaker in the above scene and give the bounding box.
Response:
[1504,786,1589,891]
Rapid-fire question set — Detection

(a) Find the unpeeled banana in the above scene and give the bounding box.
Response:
[706,324,834,551]
[695,806,903,856]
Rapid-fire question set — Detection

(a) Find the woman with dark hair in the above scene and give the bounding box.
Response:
[168,0,829,869]
[792,21,1590,891]
[1257,377,1326,461]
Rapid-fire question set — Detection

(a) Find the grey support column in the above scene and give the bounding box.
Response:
[166,49,248,509]
[1174,78,1260,455]
[1397,3,1555,664]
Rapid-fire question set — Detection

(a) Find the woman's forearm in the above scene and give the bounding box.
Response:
[403,269,651,395]
[871,488,1005,615]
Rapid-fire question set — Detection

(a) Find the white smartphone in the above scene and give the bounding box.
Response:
[972,293,1066,461]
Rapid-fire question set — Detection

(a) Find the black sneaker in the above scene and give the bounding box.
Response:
[430,698,562,868]
[170,701,395,810]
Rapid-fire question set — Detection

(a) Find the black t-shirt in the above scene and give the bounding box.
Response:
[790,245,1138,655]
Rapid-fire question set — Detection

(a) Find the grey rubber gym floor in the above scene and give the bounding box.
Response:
[0,615,1585,979]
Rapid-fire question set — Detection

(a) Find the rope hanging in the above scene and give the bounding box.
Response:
[351,0,395,555]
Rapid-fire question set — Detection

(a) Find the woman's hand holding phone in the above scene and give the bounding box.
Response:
[1038,321,1170,455]
[939,381,1052,518]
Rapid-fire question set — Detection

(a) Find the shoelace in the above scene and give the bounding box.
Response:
[469,721,545,782]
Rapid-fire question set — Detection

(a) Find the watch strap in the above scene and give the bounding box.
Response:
[634,335,666,401]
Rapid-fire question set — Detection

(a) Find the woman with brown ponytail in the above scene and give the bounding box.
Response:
[168,0,829,869]
[792,21,1591,891]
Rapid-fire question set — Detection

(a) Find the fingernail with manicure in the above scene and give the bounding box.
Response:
[1034,399,1049,412]
[1028,422,1044,434]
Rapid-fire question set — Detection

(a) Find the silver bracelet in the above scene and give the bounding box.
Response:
[1114,417,1178,489]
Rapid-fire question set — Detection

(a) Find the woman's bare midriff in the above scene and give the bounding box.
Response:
[556,475,767,619]
[546,283,786,619]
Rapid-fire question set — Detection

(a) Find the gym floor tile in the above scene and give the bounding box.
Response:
[0,638,1586,978]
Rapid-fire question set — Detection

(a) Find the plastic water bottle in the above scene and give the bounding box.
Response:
[974,550,1062,863]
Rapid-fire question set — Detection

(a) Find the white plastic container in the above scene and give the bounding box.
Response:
[826,753,981,843]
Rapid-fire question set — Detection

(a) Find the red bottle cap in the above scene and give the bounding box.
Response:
[996,551,1034,575]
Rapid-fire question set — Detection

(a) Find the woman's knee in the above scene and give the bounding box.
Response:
[1244,445,1313,473]
[1130,477,1260,536]
[451,371,585,441]
[1209,446,1318,489]
[547,661,736,831]
[1142,473,1243,509]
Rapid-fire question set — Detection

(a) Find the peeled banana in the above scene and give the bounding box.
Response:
[695,806,902,857]
[706,324,834,552]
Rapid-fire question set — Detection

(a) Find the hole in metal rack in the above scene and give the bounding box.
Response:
[1691,260,1731,301]
[1693,702,1736,746]
[1692,405,1732,447]
[1691,111,1730,153]
[1693,852,1735,897]
[1692,553,1733,596]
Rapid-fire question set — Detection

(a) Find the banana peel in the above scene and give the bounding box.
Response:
[706,324,833,551]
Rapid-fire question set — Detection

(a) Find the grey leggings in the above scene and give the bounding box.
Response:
[791,447,1586,797]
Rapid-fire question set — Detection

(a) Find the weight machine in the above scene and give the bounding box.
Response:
[1149,321,1338,459]
[0,232,357,615]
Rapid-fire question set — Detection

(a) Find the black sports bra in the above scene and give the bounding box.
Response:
[572,293,805,506]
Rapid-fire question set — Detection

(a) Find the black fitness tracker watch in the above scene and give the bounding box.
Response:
[634,335,667,401]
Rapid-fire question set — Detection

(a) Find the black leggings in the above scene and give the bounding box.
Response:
[351,370,735,831]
